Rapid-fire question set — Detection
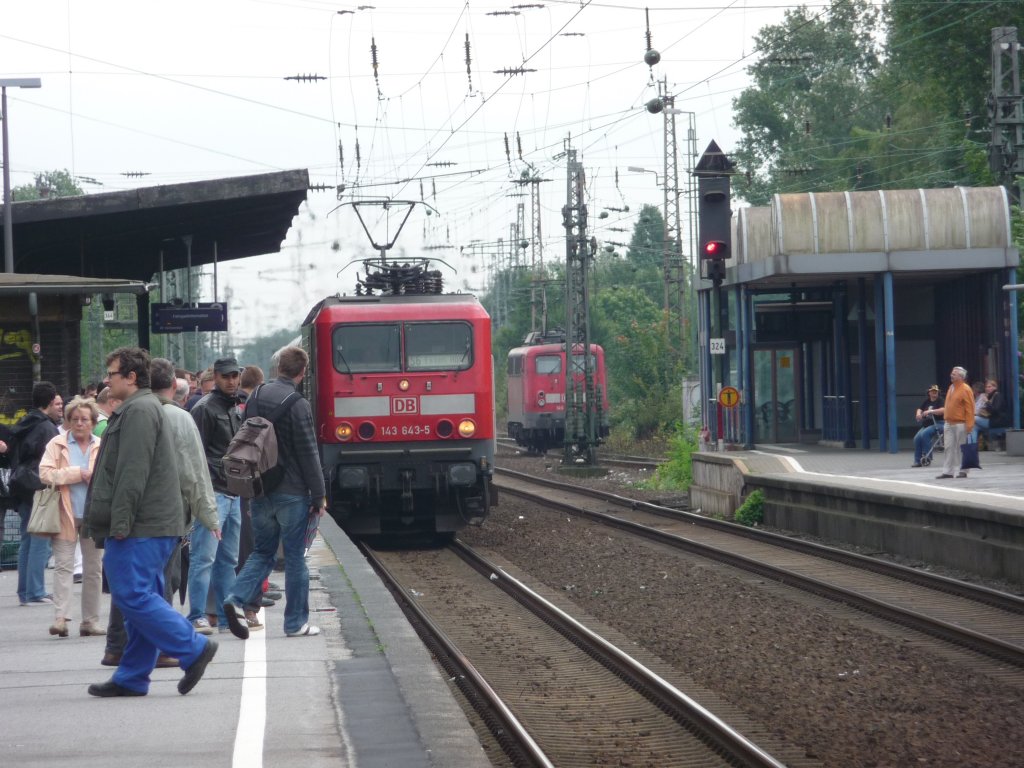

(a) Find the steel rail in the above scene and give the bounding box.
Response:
[451,540,789,768]
[496,471,1024,669]
[361,544,555,768]
[496,466,1024,616]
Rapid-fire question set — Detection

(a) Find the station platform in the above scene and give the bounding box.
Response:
[0,518,491,768]
[692,440,1024,586]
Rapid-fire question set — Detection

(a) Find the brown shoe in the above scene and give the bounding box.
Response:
[80,622,107,637]
[206,612,219,628]
[156,654,180,669]
[101,651,122,667]
[49,618,69,638]
[244,610,264,632]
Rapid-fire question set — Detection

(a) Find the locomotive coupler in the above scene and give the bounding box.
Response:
[399,469,414,512]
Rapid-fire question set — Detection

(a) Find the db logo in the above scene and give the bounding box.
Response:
[391,396,418,414]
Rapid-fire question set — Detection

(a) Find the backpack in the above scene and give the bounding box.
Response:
[221,385,300,499]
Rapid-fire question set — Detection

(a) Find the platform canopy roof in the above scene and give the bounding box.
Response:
[1,169,309,282]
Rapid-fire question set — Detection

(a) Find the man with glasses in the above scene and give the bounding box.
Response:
[84,347,216,697]
[187,357,244,634]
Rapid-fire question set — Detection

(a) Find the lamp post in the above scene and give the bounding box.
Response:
[627,165,662,187]
[2,77,42,273]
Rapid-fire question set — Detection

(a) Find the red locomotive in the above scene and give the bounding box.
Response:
[301,258,496,537]
[506,330,610,454]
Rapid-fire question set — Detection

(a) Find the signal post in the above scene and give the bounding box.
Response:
[694,141,736,446]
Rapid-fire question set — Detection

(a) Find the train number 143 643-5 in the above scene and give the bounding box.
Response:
[380,424,431,437]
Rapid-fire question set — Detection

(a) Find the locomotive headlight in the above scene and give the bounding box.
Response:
[398,379,410,391]
[537,391,546,407]
[335,423,354,441]
[458,419,476,438]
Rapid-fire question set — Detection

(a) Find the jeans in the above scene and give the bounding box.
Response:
[186,493,241,625]
[16,498,52,604]
[104,536,208,693]
[971,416,989,442]
[226,493,311,635]
[913,423,942,464]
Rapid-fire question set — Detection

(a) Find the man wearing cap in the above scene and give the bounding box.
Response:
[186,357,245,634]
[911,385,944,468]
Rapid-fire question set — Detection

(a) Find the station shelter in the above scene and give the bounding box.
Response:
[698,186,1021,451]
[0,169,308,425]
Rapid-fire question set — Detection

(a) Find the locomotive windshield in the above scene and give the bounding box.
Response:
[333,323,401,372]
[406,321,473,371]
[570,353,598,375]
[535,355,561,375]
[331,321,472,373]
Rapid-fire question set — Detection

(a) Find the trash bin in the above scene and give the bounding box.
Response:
[1006,429,1024,457]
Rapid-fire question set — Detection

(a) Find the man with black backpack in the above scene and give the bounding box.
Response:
[223,345,327,639]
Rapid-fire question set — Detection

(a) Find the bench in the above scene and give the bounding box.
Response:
[981,427,1006,451]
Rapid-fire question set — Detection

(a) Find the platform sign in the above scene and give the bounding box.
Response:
[151,302,228,333]
[709,337,726,354]
[718,386,740,409]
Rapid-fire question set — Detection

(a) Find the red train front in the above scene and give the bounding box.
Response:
[302,283,496,537]
[506,330,611,454]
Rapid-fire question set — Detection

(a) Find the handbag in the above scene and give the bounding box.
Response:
[27,484,62,535]
[0,465,12,499]
[960,436,981,471]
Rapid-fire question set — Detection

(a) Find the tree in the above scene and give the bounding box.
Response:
[732,0,882,204]
[12,169,83,201]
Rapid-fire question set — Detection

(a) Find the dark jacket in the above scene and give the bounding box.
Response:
[9,409,59,501]
[986,390,1010,429]
[191,388,243,493]
[84,388,184,540]
[247,377,326,500]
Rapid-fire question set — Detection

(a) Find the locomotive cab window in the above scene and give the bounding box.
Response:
[405,321,473,371]
[333,323,401,373]
[535,355,562,375]
[570,353,597,375]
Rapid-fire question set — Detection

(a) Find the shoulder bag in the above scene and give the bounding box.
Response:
[960,435,981,471]
[27,484,62,535]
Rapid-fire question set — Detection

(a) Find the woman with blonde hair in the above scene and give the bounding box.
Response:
[39,397,104,638]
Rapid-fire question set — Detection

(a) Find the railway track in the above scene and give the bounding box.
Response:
[495,467,1024,671]
[496,438,664,472]
[364,540,799,768]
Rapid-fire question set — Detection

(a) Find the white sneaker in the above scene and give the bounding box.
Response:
[285,623,320,637]
[191,617,214,636]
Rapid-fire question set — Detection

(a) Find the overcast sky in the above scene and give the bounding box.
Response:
[2,0,794,340]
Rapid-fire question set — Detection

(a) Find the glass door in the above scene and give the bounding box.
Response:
[753,348,799,443]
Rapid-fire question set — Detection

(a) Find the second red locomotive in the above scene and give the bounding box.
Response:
[506,330,610,454]
[302,262,496,537]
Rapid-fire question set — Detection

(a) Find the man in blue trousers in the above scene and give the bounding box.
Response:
[84,346,217,697]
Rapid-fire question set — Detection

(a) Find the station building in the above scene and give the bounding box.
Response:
[699,186,1021,450]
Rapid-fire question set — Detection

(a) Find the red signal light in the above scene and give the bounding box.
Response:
[703,240,727,259]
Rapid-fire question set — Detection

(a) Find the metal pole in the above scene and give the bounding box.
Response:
[2,86,13,273]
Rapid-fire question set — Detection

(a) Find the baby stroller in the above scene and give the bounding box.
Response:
[919,415,944,466]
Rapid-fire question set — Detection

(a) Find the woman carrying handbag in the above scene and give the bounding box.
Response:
[38,397,104,638]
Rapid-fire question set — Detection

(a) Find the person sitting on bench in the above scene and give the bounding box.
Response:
[971,379,1008,445]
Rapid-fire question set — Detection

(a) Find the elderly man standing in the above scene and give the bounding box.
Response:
[936,365,975,480]
[85,347,216,697]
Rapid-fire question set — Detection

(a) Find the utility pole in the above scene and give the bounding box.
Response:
[989,27,1023,204]
[562,144,599,466]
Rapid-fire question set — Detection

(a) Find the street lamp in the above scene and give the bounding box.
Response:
[627,166,662,187]
[2,77,42,273]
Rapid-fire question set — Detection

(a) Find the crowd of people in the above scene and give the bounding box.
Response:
[0,344,327,698]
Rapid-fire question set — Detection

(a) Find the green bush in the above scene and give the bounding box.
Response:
[734,490,765,527]
[642,424,698,490]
